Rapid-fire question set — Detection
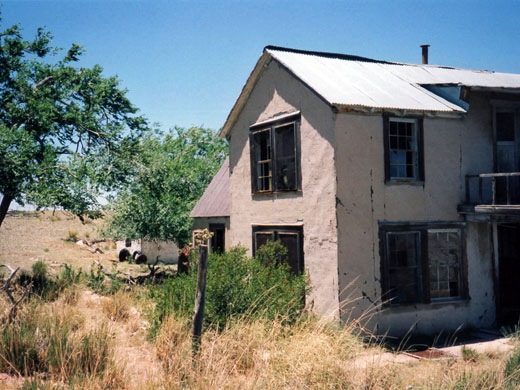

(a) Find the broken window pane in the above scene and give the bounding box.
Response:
[252,129,272,192]
[428,230,461,299]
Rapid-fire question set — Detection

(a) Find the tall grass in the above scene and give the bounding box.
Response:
[0,301,118,383]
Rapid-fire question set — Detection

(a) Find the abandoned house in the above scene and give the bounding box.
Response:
[190,45,520,336]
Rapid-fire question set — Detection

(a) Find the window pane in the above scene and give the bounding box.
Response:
[388,119,418,180]
[255,232,274,251]
[252,129,272,191]
[274,124,297,191]
[386,232,421,304]
[428,230,461,299]
[278,232,300,275]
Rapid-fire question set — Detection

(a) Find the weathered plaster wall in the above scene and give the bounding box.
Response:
[227,59,339,318]
[192,217,230,251]
[335,92,496,336]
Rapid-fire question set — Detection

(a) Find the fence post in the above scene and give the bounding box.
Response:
[192,243,208,357]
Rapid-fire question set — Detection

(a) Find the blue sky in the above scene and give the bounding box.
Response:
[2,0,520,131]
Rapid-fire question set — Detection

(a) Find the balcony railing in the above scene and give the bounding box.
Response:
[465,172,520,206]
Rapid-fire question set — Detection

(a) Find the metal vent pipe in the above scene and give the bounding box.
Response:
[421,44,430,64]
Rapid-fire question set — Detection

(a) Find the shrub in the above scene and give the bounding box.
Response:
[149,246,309,335]
[66,231,78,242]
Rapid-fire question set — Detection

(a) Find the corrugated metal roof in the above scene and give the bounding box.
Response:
[267,47,520,112]
[190,158,230,218]
[220,46,520,138]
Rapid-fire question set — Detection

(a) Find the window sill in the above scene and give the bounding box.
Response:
[385,180,425,186]
[382,298,470,312]
[252,190,302,196]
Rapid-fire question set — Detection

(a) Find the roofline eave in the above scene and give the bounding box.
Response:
[335,104,467,119]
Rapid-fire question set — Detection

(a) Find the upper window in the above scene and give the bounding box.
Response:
[250,116,300,193]
[384,117,424,182]
[380,224,465,305]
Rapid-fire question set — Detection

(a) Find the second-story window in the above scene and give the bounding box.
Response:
[250,115,300,193]
[384,117,424,182]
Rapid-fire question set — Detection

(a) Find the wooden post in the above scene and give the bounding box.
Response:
[192,243,208,357]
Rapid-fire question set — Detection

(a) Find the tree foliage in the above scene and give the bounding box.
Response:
[0,20,148,226]
[103,126,228,246]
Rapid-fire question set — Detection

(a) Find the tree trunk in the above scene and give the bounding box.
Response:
[0,195,13,228]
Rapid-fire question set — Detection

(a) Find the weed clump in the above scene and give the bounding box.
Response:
[149,245,309,336]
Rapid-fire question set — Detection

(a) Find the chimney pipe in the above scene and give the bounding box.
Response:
[421,44,430,64]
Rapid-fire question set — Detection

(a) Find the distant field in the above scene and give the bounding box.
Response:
[0,211,143,275]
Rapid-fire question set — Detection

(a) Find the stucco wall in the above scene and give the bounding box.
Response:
[335,92,497,336]
[227,59,339,318]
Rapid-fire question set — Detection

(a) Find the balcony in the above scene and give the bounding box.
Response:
[459,172,520,215]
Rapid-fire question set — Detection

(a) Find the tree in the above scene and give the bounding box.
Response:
[103,126,228,246]
[0,21,148,227]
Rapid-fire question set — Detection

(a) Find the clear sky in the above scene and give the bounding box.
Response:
[1,0,520,132]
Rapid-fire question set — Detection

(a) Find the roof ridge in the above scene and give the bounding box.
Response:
[265,45,499,73]
[264,45,396,65]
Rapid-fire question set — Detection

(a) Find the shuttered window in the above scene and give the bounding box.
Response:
[250,117,300,193]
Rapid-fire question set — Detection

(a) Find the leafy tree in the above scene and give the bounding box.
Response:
[0,20,148,227]
[103,126,228,246]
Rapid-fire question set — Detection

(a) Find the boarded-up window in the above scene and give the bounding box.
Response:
[250,117,300,193]
[252,226,303,275]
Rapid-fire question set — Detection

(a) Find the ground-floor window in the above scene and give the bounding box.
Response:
[252,225,304,275]
[380,223,466,305]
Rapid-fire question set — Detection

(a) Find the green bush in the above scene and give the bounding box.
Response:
[149,246,309,336]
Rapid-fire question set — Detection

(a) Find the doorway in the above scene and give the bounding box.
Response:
[497,223,520,325]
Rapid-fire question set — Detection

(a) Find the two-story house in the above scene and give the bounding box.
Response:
[191,46,520,336]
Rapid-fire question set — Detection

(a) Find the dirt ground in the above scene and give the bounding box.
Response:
[0,211,166,277]
[0,211,166,389]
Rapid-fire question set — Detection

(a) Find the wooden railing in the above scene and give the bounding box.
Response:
[465,172,520,205]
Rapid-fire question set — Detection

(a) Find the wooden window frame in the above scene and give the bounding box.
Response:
[252,225,304,275]
[379,223,467,306]
[249,114,301,194]
[383,116,425,183]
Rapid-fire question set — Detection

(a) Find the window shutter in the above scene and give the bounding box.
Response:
[274,123,298,191]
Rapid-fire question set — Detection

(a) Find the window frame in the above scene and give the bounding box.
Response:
[252,225,304,275]
[379,223,467,306]
[249,114,301,194]
[383,116,425,183]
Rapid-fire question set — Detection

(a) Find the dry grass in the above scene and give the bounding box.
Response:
[1,211,520,389]
[102,290,133,321]
[153,314,518,390]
